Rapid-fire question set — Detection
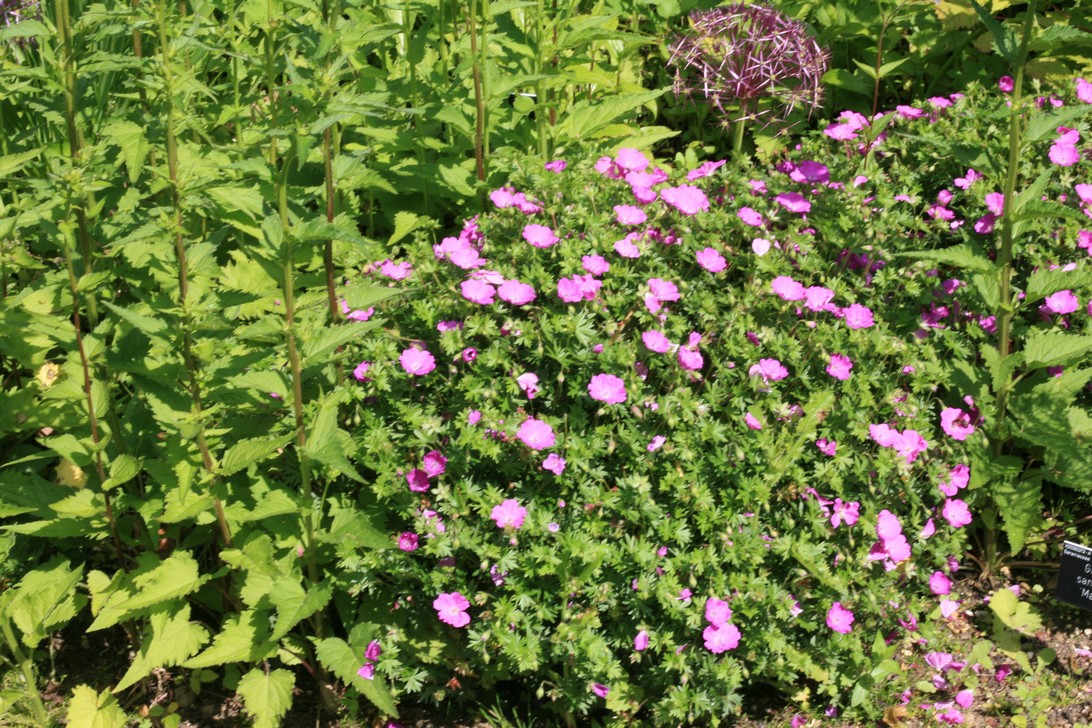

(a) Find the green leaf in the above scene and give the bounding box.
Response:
[0,148,43,177]
[218,434,294,476]
[388,211,425,246]
[269,579,332,641]
[892,245,995,274]
[821,69,870,96]
[1024,104,1092,142]
[67,685,128,728]
[1011,199,1091,227]
[436,162,476,197]
[314,637,398,717]
[103,454,142,491]
[89,551,208,631]
[102,301,167,336]
[115,605,209,692]
[1027,24,1092,53]
[237,668,295,728]
[302,320,381,370]
[988,588,1042,634]
[993,474,1041,553]
[7,559,86,648]
[1022,333,1092,370]
[102,121,150,185]
[304,393,365,482]
[967,0,1016,64]
[556,90,665,140]
[184,611,276,668]
[1024,267,1092,304]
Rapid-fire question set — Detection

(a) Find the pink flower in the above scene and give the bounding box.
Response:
[876,510,904,540]
[615,148,649,172]
[696,247,727,272]
[985,191,1005,215]
[940,599,960,619]
[433,592,471,628]
[1043,289,1079,314]
[468,410,482,426]
[687,159,726,180]
[998,75,1014,93]
[940,407,976,441]
[1077,78,1092,104]
[920,518,936,538]
[771,276,807,301]
[816,438,837,456]
[522,223,559,248]
[353,361,372,382]
[661,185,710,215]
[702,623,741,653]
[516,372,540,399]
[830,499,859,528]
[582,254,610,275]
[544,159,567,172]
[542,453,566,475]
[614,204,647,226]
[939,464,970,496]
[613,236,641,258]
[648,278,680,303]
[843,303,875,329]
[775,192,811,214]
[491,499,527,529]
[406,468,430,492]
[379,259,413,280]
[591,683,611,699]
[357,663,375,680]
[930,571,952,595]
[751,238,771,256]
[423,450,447,477]
[942,498,972,528]
[634,630,650,651]
[805,286,834,311]
[705,597,732,626]
[400,347,436,376]
[954,168,981,190]
[826,602,854,634]
[588,373,627,404]
[557,274,602,303]
[461,347,477,363]
[787,160,829,184]
[677,345,704,371]
[647,435,666,452]
[397,532,419,551]
[738,207,764,227]
[749,358,789,383]
[497,279,536,306]
[955,689,974,709]
[460,279,496,305]
[893,429,929,464]
[1050,142,1080,167]
[826,353,853,381]
[745,412,763,430]
[642,330,673,353]
[517,418,556,450]
[365,640,382,661]
[490,187,519,208]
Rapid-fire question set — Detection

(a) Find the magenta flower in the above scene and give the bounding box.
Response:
[648,278,681,302]
[353,361,372,382]
[749,358,789,383]
[830,499,859,528]
[843,303,875,329]
[826,602,854,634]
[582,254,610,275]
[542,453,566,475]
[357,663,375,680]
[397,532,419,551]
[544,159,567,172]
[522,223,559,248]
[751,237,771,255]
[930,571,952,595]
[423,450,447,477]
[634,630,650,651]
[591,683,611,699]
[942,498,972,528]
[940,407,976,441]
[1043,289,1079,314]
[677,347,704,371]
[1050,141,1080,166]
[491,499,528,530]
[705,597,732,626]
[490,187,519,208]
[661,184,710,215]
[826,353,853,381]
[460,279,496,305]
[687,159,726,180]
[939,464,970,497]
[642,330,673,353]
[696,247,728,272]
[517,418,556,450]
[497,279,536,306]
[702,623,741,653]
[615,148,649,172]
[771,276,807,301]
[998,75,1014,93]
[400,347,436,376]
[787,160,829,184]
[745,412,763,430]
[406,468,430,492]
[985,192,1005,215]
[738,207,764,227]
[775,191,811,214]
[516,372,540,399]
[461,347,477,364]
[365,640,381,661]
[614,204,648,226]
[379,259,413,280]
[804,286,834,311]
[647,435,666,452]
[557,274,601,302]
[588,373,627,404]
[816,438,837,456]
[433,592,471,628]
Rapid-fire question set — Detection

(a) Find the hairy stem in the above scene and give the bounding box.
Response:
[1,620,49,725]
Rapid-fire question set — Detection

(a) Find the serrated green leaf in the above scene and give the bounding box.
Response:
[115,605,209,692]
[988,588,1042,634]
[302,321,380,369]
[67,685,128,728]
[89,551,208,631]
[1024,267,1092,304]
[994,475,1041,553]
[967,0,1016,64]
[102,301,166,335]
[388,211,425,246]
[893,245,995,273]
[218,434,294,476]
[103,454,142,491]
[304,393,365,482]
[821,68,871,96]
[237,668,294,728]
[184,610,275,668]
[557,89,665,140]
[269,579,332,641]
[8,558,86,648]
[102,121,149,185]
[314,637,398,717]
[1022,333,1092,370]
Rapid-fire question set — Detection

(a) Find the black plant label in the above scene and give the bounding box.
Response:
[1056,541,1092,611]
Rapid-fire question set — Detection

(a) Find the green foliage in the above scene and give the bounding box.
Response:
[65,686,128,728]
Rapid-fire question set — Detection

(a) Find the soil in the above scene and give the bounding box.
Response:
[26,572,1092,728]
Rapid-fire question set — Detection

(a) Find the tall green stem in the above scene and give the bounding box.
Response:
[1,620,49,726]
[468,0,486,181]
[157,0,232,547]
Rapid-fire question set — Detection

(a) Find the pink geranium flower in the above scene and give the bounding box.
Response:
[771,276,807,301]
[830,499,859,528]
[749,358,789,383]
[460,279,496,305]
[738,207,764,227]
[942,498,973,528]
[634,630,650,651]
[379,259,413,280]
[353,361,372,382]
[661,185,710,215]
[930,571,952,595]
[940,407,976,441]
[491,499,527,529]
[397,532,418,551]
[678,346,704,371]
[434,592,471,628]
[696,247,727,272]
[843,303,875,329]
[745,412,763,430]
[615,148,649,172]
[1043,290,1079,314]
[816,438,837,456]
[542,453,566,475]
[939,464,970,497]
[826,353,853,381]
[522,223,559,248]
[423,450,447,477]
[497,279,536,306]
[400,347,436,376]
[805,286,834,311]
[702,623,741,653]
[588,373,627,404]
[591,682,611,698]
[687,159,726,180]
[642,330,673,353]
[516,372,540,399]
[826,602,854,634]
[705,597,732,626]
[517,418,556,450]
[614,204,648,226]
[406,468,430,492]
[775,192,811,214]
[582,254,610,275]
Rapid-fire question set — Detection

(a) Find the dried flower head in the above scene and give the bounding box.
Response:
[668,4,829,126]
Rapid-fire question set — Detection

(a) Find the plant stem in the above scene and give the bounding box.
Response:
[731,103,748,159]
[468,0,486,181]
[157,0,232,547]
[1,620,49,726]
